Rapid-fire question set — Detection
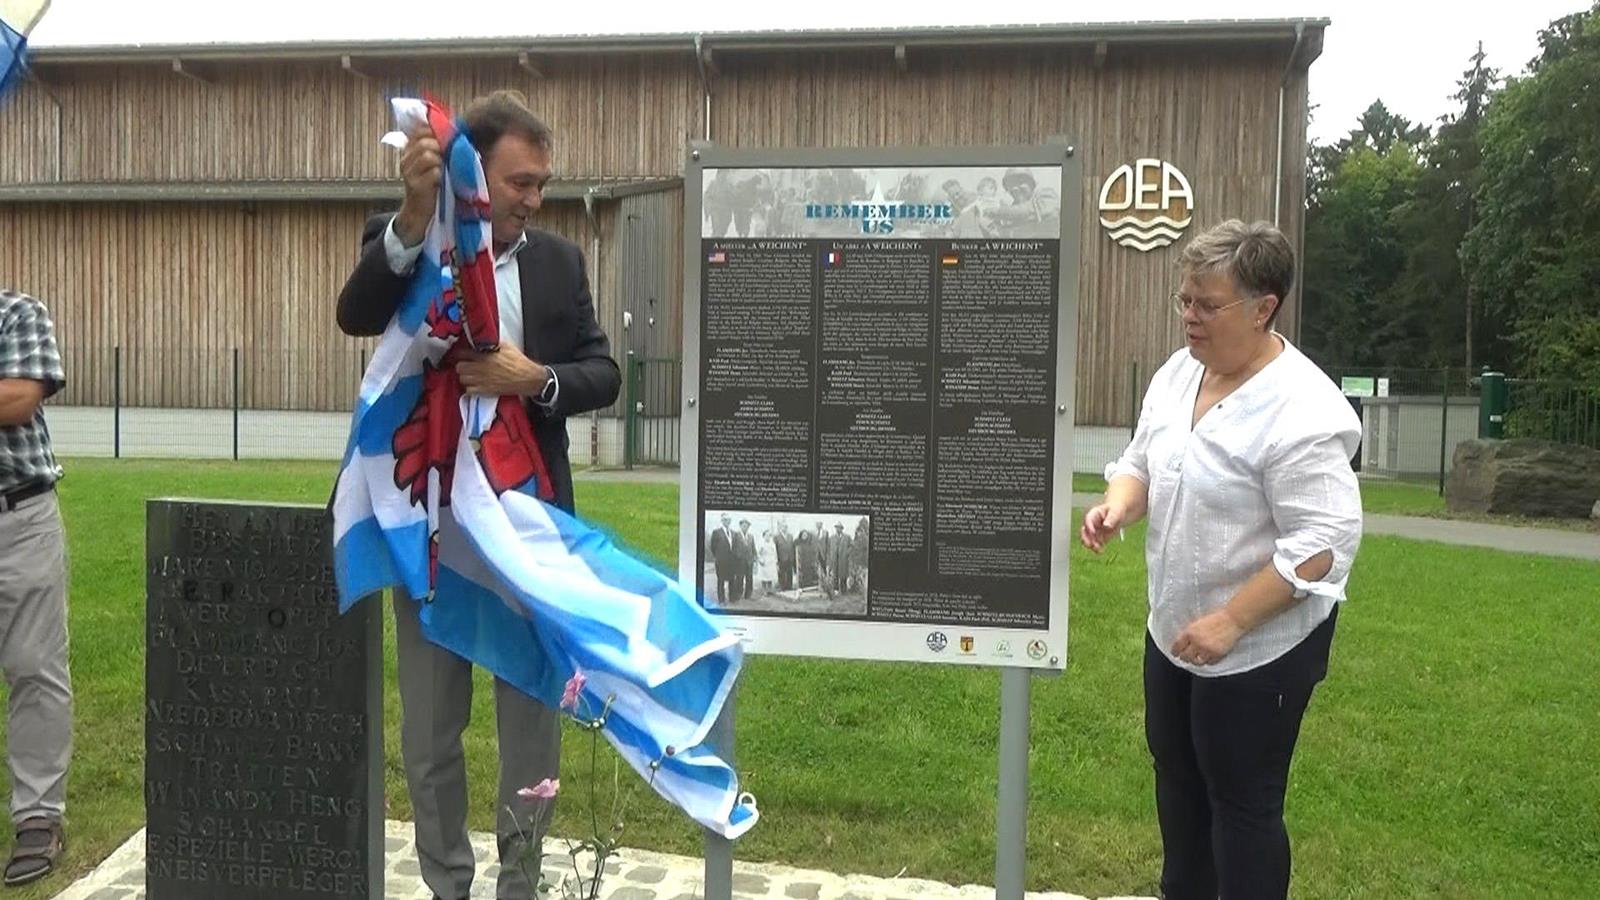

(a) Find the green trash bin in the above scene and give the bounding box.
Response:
[1479,371,1507,439]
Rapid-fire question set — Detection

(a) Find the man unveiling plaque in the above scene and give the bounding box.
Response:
[144,499,382,899]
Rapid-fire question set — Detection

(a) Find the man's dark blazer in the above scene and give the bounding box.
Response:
[709,527,735,574]
[336,213,621,513]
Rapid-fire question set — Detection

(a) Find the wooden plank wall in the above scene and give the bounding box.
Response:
[3,57,702,183]
[0,200,596,410]
[0,41,1311,424]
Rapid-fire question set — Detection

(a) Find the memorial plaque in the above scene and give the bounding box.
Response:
[681,146,1081,669]
[145,499,382,899]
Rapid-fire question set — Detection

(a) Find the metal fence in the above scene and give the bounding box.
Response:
[1507,378,1600,450]
[1315,367,1479,493]
[39,347,1597,480]
[623,354,682,468]
[41,346,626,466]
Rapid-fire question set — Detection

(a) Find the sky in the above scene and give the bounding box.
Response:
[20,0,1594,145]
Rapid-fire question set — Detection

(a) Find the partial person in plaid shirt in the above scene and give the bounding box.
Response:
[0,289,71,888]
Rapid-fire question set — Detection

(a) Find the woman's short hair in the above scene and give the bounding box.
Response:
[461,90,555,158]
[1180,219,1295,326]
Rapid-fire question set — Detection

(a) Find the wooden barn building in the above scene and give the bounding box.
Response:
[0,18,1325,466]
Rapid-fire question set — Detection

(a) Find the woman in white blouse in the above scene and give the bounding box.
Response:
[1082,220,1363,900]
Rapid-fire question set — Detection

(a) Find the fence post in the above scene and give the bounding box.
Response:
[623,350,637,470]
[113,345,122,459]
[232,347,241,461]
[1479,370,1507,439]
[1438,367,1450,497]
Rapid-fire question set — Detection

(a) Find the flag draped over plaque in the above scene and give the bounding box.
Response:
[330,96,756,840]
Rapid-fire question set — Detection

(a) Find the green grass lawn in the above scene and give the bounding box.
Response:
[2,458,1597,898]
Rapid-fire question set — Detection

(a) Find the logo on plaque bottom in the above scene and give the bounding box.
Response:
[926,632,948,653]
[1026,639,1049,661]
[959,636,975,653]
[995,640,1014,658]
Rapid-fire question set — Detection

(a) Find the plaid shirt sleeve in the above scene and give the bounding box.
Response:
[0,291,66,398]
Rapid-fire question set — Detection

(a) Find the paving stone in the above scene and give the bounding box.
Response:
[51,818,1138,900]
[626,865,670,884]
[543,853,576,871]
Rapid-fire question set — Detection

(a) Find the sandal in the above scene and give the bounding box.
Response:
[4,817,64,887]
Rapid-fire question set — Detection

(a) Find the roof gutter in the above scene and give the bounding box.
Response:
[1273,20,1306,227]
[693,34,711,142]
[27,19,1329,65]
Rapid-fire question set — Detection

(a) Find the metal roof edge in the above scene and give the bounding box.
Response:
[28,19,1331,65]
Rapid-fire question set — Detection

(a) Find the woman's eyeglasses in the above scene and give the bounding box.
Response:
[1170,291,1252,321]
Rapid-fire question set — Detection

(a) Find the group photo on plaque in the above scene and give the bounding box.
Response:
[701,510,870,615]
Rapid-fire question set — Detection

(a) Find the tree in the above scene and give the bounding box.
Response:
[1462,4,1600,384]
[1389,44,1498,369]
[1301,140,1424,367]
[1301,104,1429,367]
[1307,101,1430,207]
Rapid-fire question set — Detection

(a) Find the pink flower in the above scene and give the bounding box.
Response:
[517,779,559,801]
[560,672,587,711]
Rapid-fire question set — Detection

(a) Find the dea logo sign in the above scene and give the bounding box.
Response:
[1098,159,1194,252]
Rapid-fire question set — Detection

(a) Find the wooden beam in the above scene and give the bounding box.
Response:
[517,51,543,78]
[340,55,369,79]
[1093,40,1108,69]
[700,47,718,77]
[895,44,908,72]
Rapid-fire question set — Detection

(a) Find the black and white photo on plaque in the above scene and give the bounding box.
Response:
[702,510,870,617]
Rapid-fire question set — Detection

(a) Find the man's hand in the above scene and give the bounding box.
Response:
[393,125,442,247]
[1170,609,1247,667]
[455,346,549,398]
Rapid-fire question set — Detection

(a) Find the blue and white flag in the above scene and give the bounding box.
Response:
[0,0,50,105]
[331,96,756,839]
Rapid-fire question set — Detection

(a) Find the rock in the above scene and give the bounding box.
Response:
[1592,498,1600,520]
[1446,439,1600,519]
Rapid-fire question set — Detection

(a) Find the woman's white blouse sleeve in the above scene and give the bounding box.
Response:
[1263,419,1364,601]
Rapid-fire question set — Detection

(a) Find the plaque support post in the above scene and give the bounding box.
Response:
[702,687,735,900]
[995,667,1031,900]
